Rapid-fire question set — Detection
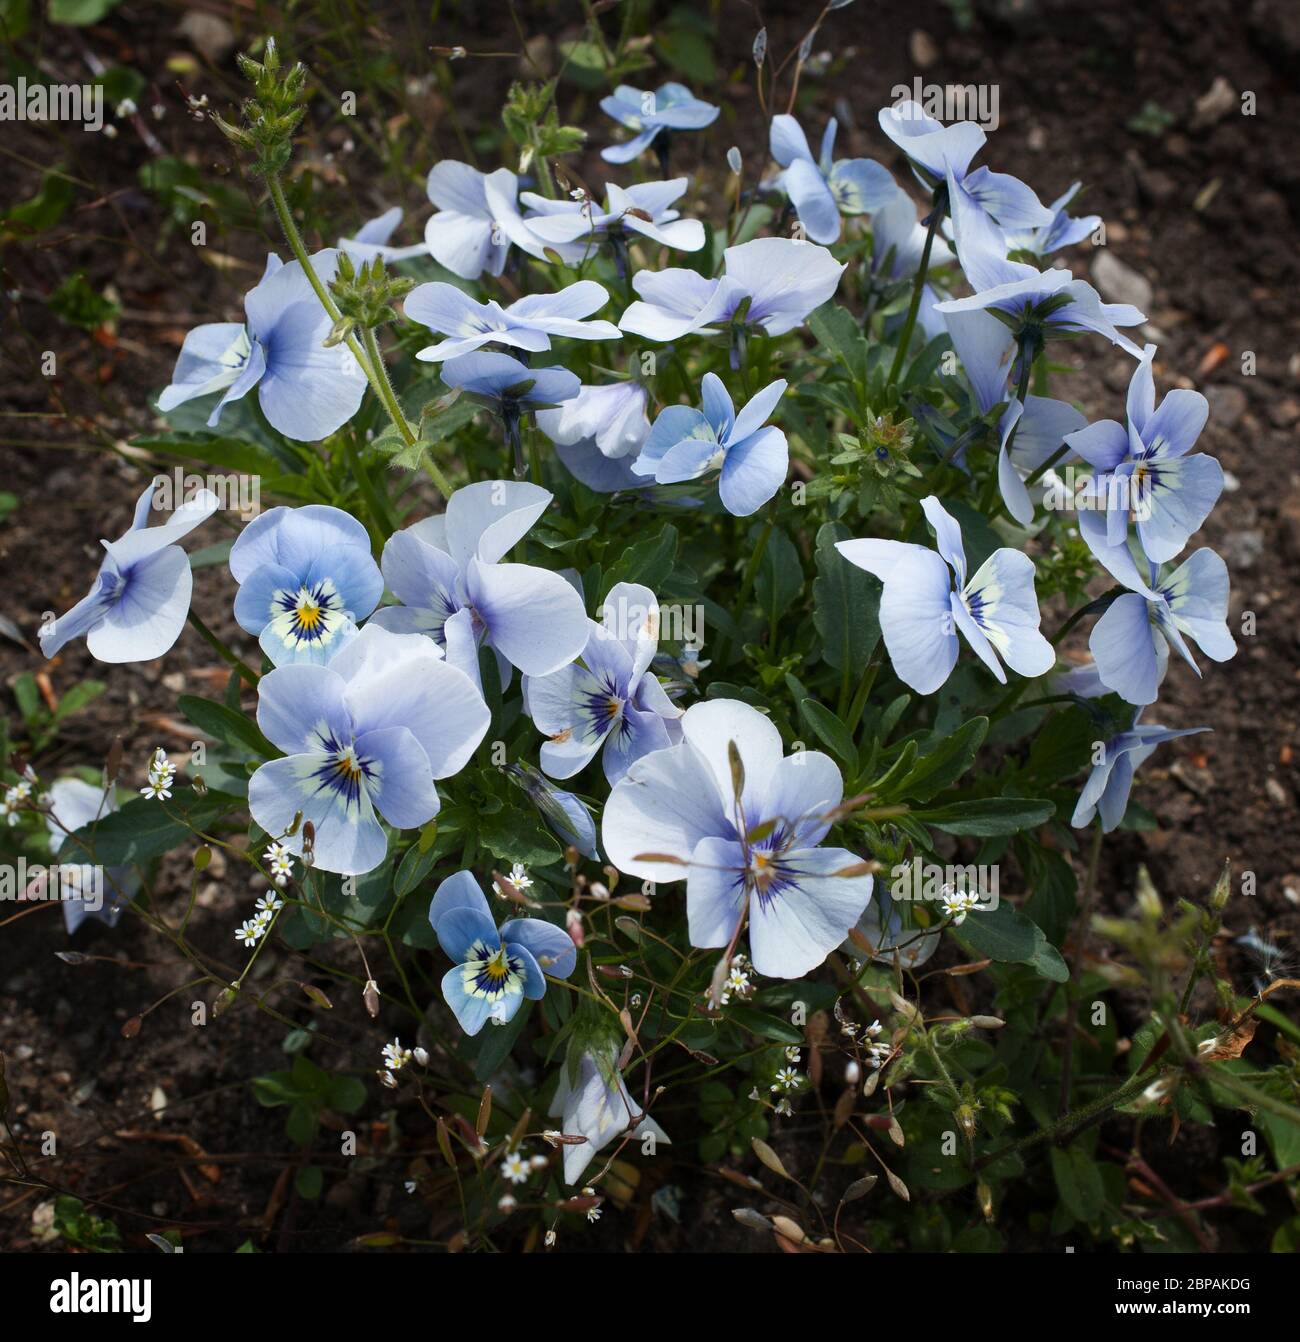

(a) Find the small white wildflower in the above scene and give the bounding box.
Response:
[255,892,284,915]
[378,1069,398,1089]
[501,1149,530,1185]
[865,1019,883,1037]
[508,862,533,891]
[774,1097,793,1117]
[10,781,33,802]
[116,98,138,118]
[234,918,263,947]
[381,1039,412,1071]
[498,1193,518,1213]
[784,1046,801,1063]
[404,1180,417,1193]
[772,1066,801,1092]
[140,778,172,801]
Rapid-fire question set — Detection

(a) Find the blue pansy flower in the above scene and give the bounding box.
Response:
[1084,531,1236,707]
[602,699,874,980]
[230,504,383,667]
[405,280,620,363]
[878,100,1053,256]
[40,482,218,664]
[769,113,894,244]
[1003,182,1100,260]
[619,236,844,343]
[422,161,559,278]
[371,480,589,694]
[440,351,581,474]
[549,1045,670,1184]
[248,624,489,875]
[536,381,651,494]
[1065,345,1222,563]
[633,373,788,516]
[519,179,705,266]
[158,250,368,442]
[836,495,1055,695]
[528,581,683,784]
[996,395,1087,527]
[429,870,577,1034]
[1072,710,1209,832]
[600,82,719,165]
[938,257,1146,414]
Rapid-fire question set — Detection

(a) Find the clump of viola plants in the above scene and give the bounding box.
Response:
[7,13,1297,1255]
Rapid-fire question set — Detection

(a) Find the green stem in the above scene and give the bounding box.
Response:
[266,175,453,499]
[975,1068,1153,1171]
[186,610,258,685]
[887,186,944,387]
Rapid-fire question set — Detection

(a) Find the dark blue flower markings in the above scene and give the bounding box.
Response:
[273,578,343,651]
[307,730,376,813]
[463,938,526,1001]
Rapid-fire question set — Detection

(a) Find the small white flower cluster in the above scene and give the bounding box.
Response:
[140,748,175,801]
[234,891,284,947]
[862,1019,890,1070]
[1,779,33,826]
[718,953,753,1005]
[581,1185,602,1222]
[378,1038,427,1089]
[939,885,983,925]
[381,1038,412,1072]
[264,841,295,888]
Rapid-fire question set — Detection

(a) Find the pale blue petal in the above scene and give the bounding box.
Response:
[1090,593,1161,705]
[353,726,440,830]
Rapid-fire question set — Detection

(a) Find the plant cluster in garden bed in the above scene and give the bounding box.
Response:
[5,8,1299,1254]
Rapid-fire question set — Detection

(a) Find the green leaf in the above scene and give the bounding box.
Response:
[754,526,803,626]
[62,791,244,866]
[295,1165,324,1199]
[798,698,856,766]
[813,522,881,672]
[393,839,440,900]
[49,0,121,22]
[324,1075,367,1115]
[1050,1146,1105,1222]
[726,1004,804,1045]
[178,695,277,759]
[808,302,867,381]
[955,904,1069,982]
[601,523,678,598]
[888,717,988,804]
[478,809,561,867]
[472,999,532,1081]
[915,796,1054,837]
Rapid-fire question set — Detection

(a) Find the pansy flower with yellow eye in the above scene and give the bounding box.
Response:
[429,871,577,1036]
[230,504,383,667]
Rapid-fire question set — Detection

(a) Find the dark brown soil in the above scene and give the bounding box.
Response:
[2,0,1297,1252]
